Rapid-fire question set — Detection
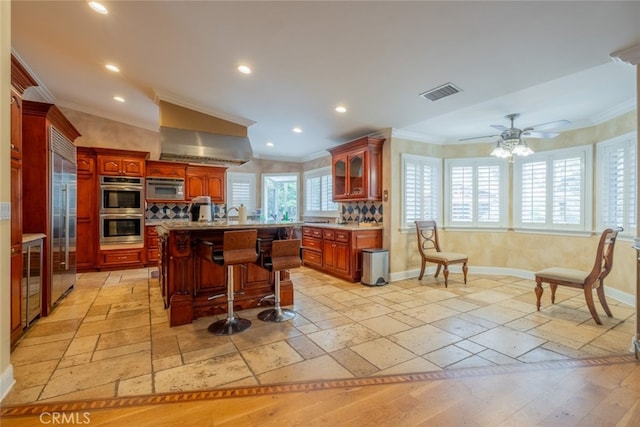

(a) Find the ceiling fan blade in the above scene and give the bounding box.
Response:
[459,134,499,142]
[530,119,571,131]
[490,124,507,131]
[521,130,559,139]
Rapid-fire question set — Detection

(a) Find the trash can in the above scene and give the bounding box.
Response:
[361,248,389,286]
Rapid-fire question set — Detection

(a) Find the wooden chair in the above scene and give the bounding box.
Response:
[534,227,622,325]
[415,220,468,287]
[257,239,301,322]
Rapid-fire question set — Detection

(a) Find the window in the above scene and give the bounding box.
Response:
[263,173,299,221]
[514,145,592,231]
[445,157,508,228]
[304,167,337,216]
[226,172,256,217]
[597,132,636,235]
[401,154,441,229]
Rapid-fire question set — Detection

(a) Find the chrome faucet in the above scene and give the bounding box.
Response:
[227,206,239,216]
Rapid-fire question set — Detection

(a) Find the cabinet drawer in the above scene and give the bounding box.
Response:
[101,250,143,265]
[323,229,335,240]
[302,236,322,251]
[147,249,159,263]
[147,236,159,248]
[335,231,350,243]
[302,249,322,266]
[303,227,323,238]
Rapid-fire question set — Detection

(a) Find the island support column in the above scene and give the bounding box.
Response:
[169,230,194,326]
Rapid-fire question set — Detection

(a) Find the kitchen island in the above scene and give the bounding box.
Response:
[156,221,302,326]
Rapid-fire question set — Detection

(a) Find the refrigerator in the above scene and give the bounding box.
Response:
[50,130,77,304]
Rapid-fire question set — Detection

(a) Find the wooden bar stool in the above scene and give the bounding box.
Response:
[258,239,301,322]
[207,229,258,335]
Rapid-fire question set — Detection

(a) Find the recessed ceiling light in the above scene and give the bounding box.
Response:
[335,105,347,113]
[238,65,252,74]
[266,142,274,147]
[113,96,125,103]
[88,1,108,14]
[105,64,120,73]
[292,127,303,133]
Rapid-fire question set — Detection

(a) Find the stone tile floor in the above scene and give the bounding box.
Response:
[3,266,636,405]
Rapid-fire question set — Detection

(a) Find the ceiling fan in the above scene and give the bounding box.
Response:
[460,113,571,159]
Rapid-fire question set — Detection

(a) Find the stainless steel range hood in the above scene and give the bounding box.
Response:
[159,126,253,166]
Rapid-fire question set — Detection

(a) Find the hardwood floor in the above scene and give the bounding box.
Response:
[2,355,640,426]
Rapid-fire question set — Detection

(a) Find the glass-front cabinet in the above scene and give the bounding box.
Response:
[329,136,384,201]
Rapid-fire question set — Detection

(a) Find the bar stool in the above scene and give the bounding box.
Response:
[207,229,258,335]
[258,239,301,322]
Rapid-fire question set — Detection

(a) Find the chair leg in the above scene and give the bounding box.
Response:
[418,258,426,280]
[584,284,603,325]
[442,265,449,288]
[434,264,442,279]
[596,279,613,317]
[462,262,468,285]
[535,279,543,311]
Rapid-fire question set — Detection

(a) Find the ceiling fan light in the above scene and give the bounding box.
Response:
[491,144,510,158]
[512,142,533,156]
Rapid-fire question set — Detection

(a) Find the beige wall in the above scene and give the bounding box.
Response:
[1,0,12,400]
[389,111,637,298]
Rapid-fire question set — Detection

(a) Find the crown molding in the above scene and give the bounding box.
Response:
[391,128,447,144]
[589,98,637,125]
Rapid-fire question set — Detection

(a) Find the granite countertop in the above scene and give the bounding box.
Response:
[302,222,383,231]
[23,233,46,243]
[156,220,304,231]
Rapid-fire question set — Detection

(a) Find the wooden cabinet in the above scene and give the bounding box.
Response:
[22,101,81,316]
[10,55,37,347]
[146,225,160,265]
[76,147,98,271]
[302,226,382,282]
[146,160,186,179]
[328,136,384,201]
[185,165,227,202]
[97,151,147,177]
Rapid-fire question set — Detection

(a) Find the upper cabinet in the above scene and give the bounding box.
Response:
[94,148,149,177]
[185,165,227,202]
[328,136,385,201]
[146,160,186,179]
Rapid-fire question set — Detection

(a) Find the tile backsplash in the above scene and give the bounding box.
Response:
[146,201,383,224]
[341,201,383,223]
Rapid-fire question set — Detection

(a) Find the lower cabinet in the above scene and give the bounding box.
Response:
[302,226,382,282]
[146,226,159,265]
[99,248,145,269]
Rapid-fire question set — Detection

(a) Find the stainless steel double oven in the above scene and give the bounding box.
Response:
[99,176,144,244]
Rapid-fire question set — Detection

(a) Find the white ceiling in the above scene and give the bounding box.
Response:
[11,1,640,161]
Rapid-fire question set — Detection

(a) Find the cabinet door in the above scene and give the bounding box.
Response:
[10,158,22,248]
[10,89,22,159]
[333,154,348,200]
[333,242,350,275]
[10,251,23,343]
[146,161,185,178]
[206,174,224,202]
[98,156,122,175]
[348,151,365,197]
[121,158,145,176]
[186,174,206,200]
[323,240,336,270]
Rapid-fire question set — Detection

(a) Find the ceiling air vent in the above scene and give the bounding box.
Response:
[419,82,462,102]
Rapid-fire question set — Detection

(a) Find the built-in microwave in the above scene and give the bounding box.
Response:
[146,177,185,201]
[100,214,144,244]
[100,176,144,214]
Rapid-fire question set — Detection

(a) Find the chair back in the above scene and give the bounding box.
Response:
[223,229,258,265]
[271,239,302,271]
[587,227,622,285]
[415,220,442,257]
